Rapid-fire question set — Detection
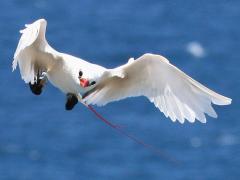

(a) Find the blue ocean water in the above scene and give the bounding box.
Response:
[0,0,239,179]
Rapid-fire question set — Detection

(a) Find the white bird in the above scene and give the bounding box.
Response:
[12,19,231,124]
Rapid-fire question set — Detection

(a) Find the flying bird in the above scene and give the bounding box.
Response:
[12,19,231,124]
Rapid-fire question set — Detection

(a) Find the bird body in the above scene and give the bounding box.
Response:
[13,19,231,123]
[13,19,106,95]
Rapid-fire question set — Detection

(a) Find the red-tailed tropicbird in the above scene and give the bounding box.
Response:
[12,19,231,124]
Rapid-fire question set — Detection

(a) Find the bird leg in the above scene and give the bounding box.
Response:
[65,93,78,110]
[29,70,47,95]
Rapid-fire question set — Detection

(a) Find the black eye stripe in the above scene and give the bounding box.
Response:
[90,81,96,86]
[79,71,83,77]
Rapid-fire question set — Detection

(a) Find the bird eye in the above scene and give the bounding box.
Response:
[90,81,96,86]
[79,71,83,78]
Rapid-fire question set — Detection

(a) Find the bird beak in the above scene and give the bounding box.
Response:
[80,78,89,88]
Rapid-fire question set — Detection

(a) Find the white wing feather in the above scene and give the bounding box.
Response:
[84,53,231,123]
[12,19,55,84]
[12,21,41,84]
[13,23,40,60]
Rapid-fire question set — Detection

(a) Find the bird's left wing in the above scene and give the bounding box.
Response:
[83,53,231,123]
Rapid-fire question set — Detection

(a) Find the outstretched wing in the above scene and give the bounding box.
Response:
[12,19,52,84]
[13,22,40,61]
[12,20,41,84]
[83,53,231,123]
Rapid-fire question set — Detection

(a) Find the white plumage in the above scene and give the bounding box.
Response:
[13,19,231,123]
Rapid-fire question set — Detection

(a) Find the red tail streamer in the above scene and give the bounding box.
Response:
[87,105,179,165]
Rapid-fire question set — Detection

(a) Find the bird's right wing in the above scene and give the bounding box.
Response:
[13,22,40,61]
[83,53,231,123]
[12,19,55,84]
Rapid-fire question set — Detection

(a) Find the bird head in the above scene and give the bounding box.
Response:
[78,70,96,88]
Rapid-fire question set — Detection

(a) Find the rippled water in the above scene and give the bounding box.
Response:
[0,0,239,179]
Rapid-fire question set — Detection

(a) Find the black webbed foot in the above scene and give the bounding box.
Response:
[65,93,78,110]
[29,70,46,95]
[29,79,44,95]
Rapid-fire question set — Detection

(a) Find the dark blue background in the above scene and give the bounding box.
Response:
[0,0,239,179]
